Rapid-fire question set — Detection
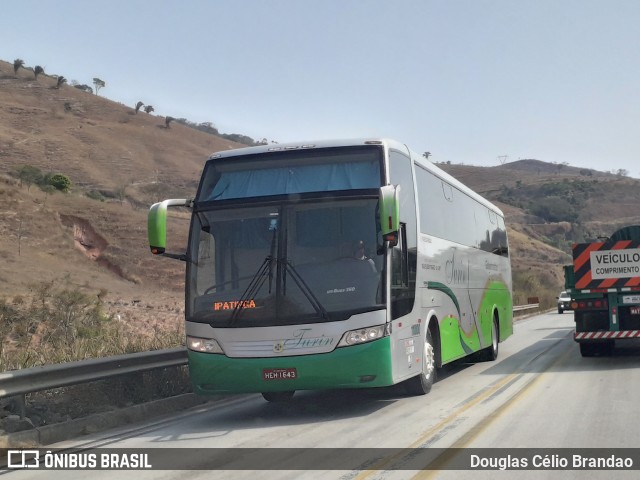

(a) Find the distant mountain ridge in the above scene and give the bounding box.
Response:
[501,158,609,177]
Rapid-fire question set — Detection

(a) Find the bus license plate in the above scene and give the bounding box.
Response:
[631,307,640,315]
[263,368,297,380]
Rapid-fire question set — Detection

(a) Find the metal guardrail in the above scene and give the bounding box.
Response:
[1,304,539,407]
[513,303,540,312]
[0,348,187,404]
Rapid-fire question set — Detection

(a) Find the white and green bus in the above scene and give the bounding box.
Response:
[148,139,512,402]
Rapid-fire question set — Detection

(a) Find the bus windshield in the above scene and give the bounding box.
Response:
[188,198,384,326]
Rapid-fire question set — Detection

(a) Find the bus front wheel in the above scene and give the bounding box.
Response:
[404,328,436,395]
[262,391,295,402]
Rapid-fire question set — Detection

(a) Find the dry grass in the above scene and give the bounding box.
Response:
[0,278,185,370]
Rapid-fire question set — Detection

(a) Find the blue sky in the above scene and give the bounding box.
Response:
[3,0,640,175]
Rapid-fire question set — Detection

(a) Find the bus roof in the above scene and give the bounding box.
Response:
[206,138,392,160]
[206,138,504,217]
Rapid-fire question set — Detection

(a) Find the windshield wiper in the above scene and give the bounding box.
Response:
[223,257,330,325]
[225,255,274,326]
[219,218,330,324]
[226,224,278,326]
[283,260,330,321]
[279,226,329,321]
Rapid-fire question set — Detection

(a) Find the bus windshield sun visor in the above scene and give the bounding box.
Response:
[202,155,381,201]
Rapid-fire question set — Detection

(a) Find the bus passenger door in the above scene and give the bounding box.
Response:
[390,223,421,380]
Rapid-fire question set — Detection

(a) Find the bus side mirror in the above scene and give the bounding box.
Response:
[379,185,399,247]
[148,198,192,260]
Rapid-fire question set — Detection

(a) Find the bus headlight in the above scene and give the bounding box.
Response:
[337,325,388,347]
[187,336,224,354]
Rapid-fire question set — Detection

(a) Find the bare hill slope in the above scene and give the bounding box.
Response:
[1,59,243,327]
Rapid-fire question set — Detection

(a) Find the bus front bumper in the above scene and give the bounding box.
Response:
[189,337,394,394]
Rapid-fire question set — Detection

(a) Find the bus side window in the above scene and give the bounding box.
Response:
[196,230,216,295]
[391,223,408,287]
[391,223,413,319]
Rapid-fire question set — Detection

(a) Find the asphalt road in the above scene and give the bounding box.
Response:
[5,311,640,479]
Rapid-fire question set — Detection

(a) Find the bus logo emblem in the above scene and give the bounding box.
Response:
[273,342,284,353]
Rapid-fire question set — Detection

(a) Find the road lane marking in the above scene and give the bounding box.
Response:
[412,342,574,479]
[351,372,521,479]
[352,330,573,479]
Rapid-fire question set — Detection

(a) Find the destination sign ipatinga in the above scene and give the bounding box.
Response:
[214,300,256,311]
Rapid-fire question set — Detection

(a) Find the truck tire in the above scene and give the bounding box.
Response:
[602,340,615,356]
[580,341,614,357]
[580,343,597,357]
[404,328,437,395]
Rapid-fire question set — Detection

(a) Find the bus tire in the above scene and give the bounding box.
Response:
[480,316,499,362]
[262,391,295,402]
[404,328,436,395]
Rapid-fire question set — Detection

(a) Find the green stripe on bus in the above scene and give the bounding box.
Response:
[428,279,512,363]
[427,281,461,318]
[478,279,513,345]
[188,337,395,394]
[426,281,475,359]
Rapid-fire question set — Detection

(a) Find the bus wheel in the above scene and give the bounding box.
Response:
[482,317,499,361]
[404,328,436,395]
[262,391,295,402]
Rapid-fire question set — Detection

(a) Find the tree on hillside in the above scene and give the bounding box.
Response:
[13,58,24,74]
[56,76,67,88]
[48,173,72,192]
[93,77,106,95]
[134,101,144,113]
[530,196,578,223]
[16,165,43,191]
[165,116,174,128]
[114,183,129,204]
[144,105,154,114]
[34,65,45,79]
[74,84,93,94]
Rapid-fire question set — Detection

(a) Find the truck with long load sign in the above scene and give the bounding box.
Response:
[564,225,640,356]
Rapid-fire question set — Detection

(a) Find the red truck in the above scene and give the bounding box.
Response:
[564,226,640,356]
